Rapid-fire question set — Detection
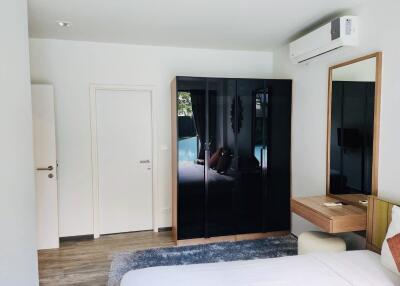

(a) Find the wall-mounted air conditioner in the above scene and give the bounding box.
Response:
[290,16,358,64]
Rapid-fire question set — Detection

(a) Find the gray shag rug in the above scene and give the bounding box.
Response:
[108,235,297,286]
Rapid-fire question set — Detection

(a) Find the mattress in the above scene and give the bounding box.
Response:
[120,250,400,286]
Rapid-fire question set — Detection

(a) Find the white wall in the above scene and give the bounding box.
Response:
[0,0,39,285]
[29,39,273,236]
[274,0,400,238]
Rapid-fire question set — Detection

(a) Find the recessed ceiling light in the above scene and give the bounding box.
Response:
[57,21,71,28]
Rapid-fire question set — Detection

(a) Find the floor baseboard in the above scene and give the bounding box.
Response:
[60,234,94,242]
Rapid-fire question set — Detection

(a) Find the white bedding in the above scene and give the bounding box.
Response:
[121,250,400,286]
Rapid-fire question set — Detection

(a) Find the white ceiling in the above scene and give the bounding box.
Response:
[28,0,366,51]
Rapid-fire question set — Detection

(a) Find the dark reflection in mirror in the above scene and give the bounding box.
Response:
[329,58,376,195]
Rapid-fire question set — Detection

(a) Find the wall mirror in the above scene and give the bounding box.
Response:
[327,52,382,201]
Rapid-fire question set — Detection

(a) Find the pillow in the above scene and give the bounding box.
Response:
[381,205,400,276]
[387,234,400,272]
[209,148,222,169]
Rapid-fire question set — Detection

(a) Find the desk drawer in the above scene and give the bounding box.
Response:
[291,197,367,233]
[291,199,331,232]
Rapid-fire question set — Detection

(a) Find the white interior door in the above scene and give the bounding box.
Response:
[95,88,153,235]
[32,84,59,250]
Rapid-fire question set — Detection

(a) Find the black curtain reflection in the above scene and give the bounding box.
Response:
[190,90,206,160]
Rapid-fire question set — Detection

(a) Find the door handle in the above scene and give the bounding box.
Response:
[139,160,150,164]
[36,166,53,171]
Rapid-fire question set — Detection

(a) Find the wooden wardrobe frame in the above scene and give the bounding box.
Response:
[170,77,290,246]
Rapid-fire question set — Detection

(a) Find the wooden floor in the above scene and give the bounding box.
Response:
[38,231,175,286]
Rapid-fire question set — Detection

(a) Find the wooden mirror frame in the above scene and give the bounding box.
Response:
[326,52,383,197]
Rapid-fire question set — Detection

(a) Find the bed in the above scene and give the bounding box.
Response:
[120,196,400,286]
[121,250,400,285]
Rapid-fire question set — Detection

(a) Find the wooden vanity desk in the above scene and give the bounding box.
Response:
[291,195,367,233]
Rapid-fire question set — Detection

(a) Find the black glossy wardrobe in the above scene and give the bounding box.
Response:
[171,76,292,243]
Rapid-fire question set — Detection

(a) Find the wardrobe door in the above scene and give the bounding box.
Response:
[205,78,236,237]
[235,79,265,234]
[264,80,291,232]
[176,77,206,239]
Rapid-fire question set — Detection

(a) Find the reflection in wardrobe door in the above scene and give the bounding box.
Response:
[176,77,206,239]
[206,78,236,237]
[236,79,265,234]
[264,80,291,232]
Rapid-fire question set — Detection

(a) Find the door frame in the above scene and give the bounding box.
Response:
[90,84,158,238]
